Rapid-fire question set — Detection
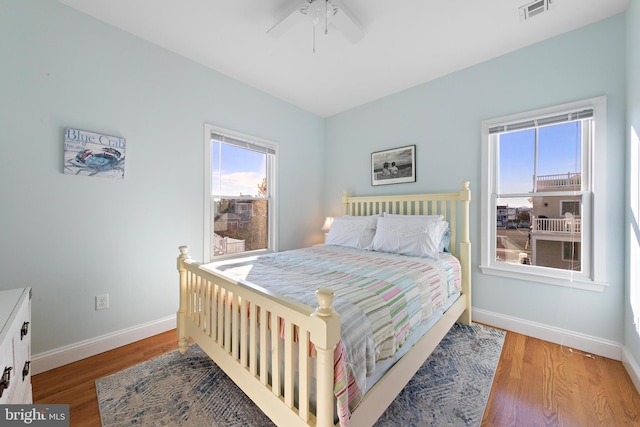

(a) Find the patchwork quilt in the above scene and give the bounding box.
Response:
[211,245,461,426]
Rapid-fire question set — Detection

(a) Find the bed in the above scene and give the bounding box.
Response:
[176,181,472,427]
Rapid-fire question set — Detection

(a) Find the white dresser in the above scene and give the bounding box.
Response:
[0,287,32,404]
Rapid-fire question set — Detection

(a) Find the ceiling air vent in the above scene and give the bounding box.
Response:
[519,0,554,22]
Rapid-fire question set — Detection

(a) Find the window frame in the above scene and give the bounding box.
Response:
[203,123,278,263]
[480,96,608,292]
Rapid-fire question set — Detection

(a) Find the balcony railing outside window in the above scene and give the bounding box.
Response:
[535,172,581,190]
[532,216,581,234]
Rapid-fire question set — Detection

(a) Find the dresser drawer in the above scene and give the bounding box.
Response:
[0,288,32,404]
[0,349,12,405]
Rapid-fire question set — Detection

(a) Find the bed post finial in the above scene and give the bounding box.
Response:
[315,288,335,317]
[178,245,190,265]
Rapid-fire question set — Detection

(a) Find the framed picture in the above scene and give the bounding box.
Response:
[63,128,126,179]
[371,145,416,186]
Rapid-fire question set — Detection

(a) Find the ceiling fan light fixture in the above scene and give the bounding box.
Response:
[267,0,363,49]
[303,0,336,26]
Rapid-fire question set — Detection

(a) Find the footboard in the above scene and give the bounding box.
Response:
[176,246,340,427]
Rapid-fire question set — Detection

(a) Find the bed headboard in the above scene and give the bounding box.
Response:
[341,181,470,258]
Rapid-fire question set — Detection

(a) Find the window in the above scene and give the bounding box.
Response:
[481,97,607,291]
[561,200,580,217]
[562,242,580,262]
[204,124,277,262]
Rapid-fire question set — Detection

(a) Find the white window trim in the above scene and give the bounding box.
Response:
[203,123,278,263]
[480,96,608,292]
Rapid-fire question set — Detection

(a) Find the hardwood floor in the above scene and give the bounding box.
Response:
[32,330,179,427]
[483,331,640,427]
[32,328,640,427]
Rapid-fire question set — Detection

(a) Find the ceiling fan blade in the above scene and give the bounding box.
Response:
[267,1,307,37]
[332,2,364,43]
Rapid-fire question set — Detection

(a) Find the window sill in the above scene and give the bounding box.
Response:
[205,249,274,264]
[479,264,608,292]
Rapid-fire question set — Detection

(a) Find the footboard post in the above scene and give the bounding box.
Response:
[177,245,191,354]
[310,288,341,427]
[459,181,472,325]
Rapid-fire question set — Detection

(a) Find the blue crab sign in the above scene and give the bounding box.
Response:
[63,128,126,179]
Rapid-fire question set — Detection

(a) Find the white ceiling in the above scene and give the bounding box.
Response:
[58,0,629,117]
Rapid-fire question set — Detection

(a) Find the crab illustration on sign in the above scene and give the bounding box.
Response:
[64,128,126,179]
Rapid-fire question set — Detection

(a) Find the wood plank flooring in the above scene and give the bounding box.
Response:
[31,330,178,427]
[32,328,640,426]
[483,331,640,427]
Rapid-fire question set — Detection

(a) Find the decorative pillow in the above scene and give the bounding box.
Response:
[371,216,448,259]
[325,215,378,249]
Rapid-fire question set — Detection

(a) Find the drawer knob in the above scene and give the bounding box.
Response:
[22,361,31,381]
[0,367,12,397]
[21,321,29,340]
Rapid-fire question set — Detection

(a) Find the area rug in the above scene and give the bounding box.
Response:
[96,323,505,427]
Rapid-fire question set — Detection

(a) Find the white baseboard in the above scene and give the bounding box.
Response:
[473,308,623,360]
[622,346,640,393]
[31,315,176,375]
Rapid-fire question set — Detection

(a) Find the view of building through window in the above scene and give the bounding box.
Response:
[495,120,585,272]
[210,140,271,259]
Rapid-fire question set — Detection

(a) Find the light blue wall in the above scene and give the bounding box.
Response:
[626,1,640,366]
[0,0,325,354]
[1,0,636,367]
[325,15,627,343]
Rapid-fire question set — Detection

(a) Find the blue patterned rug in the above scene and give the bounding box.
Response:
[96,323,505,426]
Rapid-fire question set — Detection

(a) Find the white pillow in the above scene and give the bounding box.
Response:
[382,213,450,251]
[325,215,378,249]
[371,216,448,259]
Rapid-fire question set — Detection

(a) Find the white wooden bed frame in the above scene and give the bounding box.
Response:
[177,181,472,427]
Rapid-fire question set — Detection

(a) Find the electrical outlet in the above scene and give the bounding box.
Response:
[96,294,109,311]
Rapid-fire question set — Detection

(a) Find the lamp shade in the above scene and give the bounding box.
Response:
[321,216,334,232]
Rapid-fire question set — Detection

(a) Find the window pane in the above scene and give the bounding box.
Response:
[537,121,581,179]
[210,138,271,259]
[495,197,532,264]
[212,141,267,197]
[496,194,582,271]
[211,198,269,258]
[562,242,581,263]
[497,129,535,194]
[495,120,585,272]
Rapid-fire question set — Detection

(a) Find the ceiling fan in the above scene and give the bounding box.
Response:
[267,0,364,45]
